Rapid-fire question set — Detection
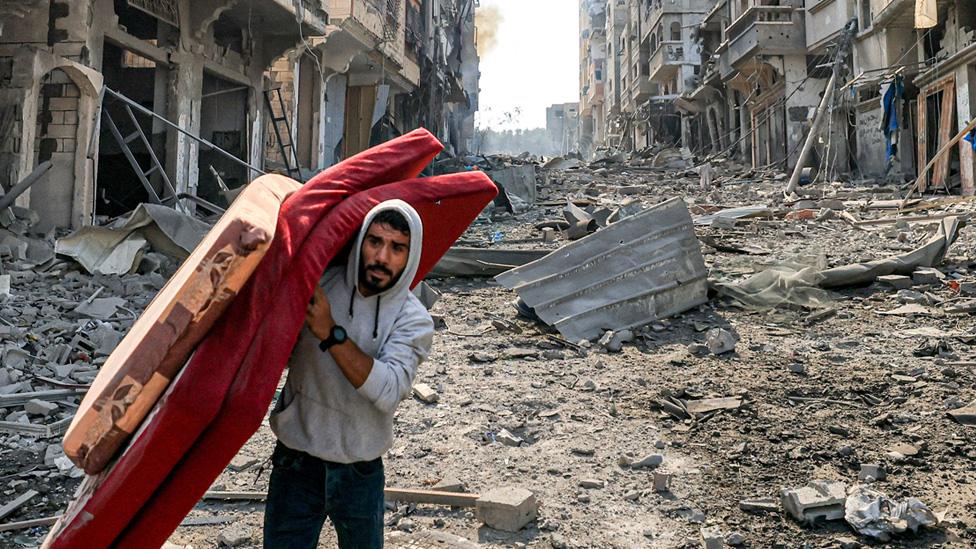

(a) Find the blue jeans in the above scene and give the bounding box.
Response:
[263,442,385,549]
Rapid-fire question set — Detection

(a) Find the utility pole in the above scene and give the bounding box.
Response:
[785,18,858,196]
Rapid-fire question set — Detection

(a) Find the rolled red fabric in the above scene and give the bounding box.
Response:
[114,171,497,548]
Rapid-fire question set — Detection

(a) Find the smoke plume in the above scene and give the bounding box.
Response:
[476,5,502,57]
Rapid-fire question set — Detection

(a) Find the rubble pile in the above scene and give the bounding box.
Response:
[3,149,976,547]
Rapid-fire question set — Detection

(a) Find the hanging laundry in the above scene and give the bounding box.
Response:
[881,76,905,164]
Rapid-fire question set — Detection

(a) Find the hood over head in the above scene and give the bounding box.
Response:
[346,199,424,301]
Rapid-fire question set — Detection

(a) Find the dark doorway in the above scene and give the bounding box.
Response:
[96,41,167,217]
[198,72,249,204]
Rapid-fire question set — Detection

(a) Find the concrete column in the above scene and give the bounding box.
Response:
[955,63,976,195]
[783,55,821,168]
[166,53,203,198]
[321,72,347,168]
[738,93,750,159]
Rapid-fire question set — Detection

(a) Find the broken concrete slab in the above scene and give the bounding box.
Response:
[495,429,523,447]
[73,297,126,320]
[878,275,913,290]
[496,198,708,341]
[475,487,538,532]
[782,480,847,524]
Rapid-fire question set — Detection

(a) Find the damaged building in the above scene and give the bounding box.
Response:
[0,0,479,231]
[579,0,976,195]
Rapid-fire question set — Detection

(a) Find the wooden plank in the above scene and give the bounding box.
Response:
[0,490,38,521]
[0,515,60,533]
[200,488,482,508]
[685,397,743,415]
[384,488,481,508]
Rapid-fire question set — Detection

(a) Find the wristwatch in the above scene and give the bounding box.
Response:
[319,325,348,352]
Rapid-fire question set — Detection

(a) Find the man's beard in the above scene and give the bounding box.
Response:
[359,261,398,293]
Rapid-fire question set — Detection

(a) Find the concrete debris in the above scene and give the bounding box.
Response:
[216,523,252,547]
[739,498,780,514]
[858,464,886,482]
[705,328,738,355]
[495,429,523,447]
[700,526,724,549]
[412,383,439,404]
[475,487,538,532]
[782,480,848,524]
[652,472,671,492]
[629,453,664,469]
[24,399,58,417]
[598,329,632,352]
[73,297,126,320]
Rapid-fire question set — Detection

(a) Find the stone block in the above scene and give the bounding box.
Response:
[878,275,912,290]
[412,383,439,404]
[475,487,538,532]
[25,398,58,416]
[701,526,724,549]
[912,268,943,285]
[781,480,847,524]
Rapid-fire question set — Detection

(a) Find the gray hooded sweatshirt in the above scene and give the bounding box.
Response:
[270,199,434,463]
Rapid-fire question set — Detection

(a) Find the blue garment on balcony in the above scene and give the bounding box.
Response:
[881,76,904,162]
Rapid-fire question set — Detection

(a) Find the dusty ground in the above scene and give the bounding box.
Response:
[3,157,976,548]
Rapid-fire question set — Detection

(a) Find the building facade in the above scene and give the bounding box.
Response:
[582,0,976,194]
[547,101,580,155]
[0,0,479,230]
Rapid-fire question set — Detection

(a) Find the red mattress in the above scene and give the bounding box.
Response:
[45,129,445,548]
[115,172,497,547]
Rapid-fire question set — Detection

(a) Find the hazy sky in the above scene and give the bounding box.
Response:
[476,0,579,130]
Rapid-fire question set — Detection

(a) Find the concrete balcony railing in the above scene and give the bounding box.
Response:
[648,40,683,83]
[719,5,805,71]
[586,81,605,105]
[642,0,715,39]
[630,76,654,103]
[328,0,405,62]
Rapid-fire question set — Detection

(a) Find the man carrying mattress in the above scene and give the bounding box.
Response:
[264,200,435,548]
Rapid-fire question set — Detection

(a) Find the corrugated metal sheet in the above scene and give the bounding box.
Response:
[495,197,708,341]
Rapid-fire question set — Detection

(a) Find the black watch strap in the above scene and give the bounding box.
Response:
[319,325,348,352]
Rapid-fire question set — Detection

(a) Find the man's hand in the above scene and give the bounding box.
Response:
[306,287,335,340]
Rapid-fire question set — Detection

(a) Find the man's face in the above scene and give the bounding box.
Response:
[359,220,410,294]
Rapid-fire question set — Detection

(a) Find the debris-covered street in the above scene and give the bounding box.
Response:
[4,151,976,547]
[4,0,976,547]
